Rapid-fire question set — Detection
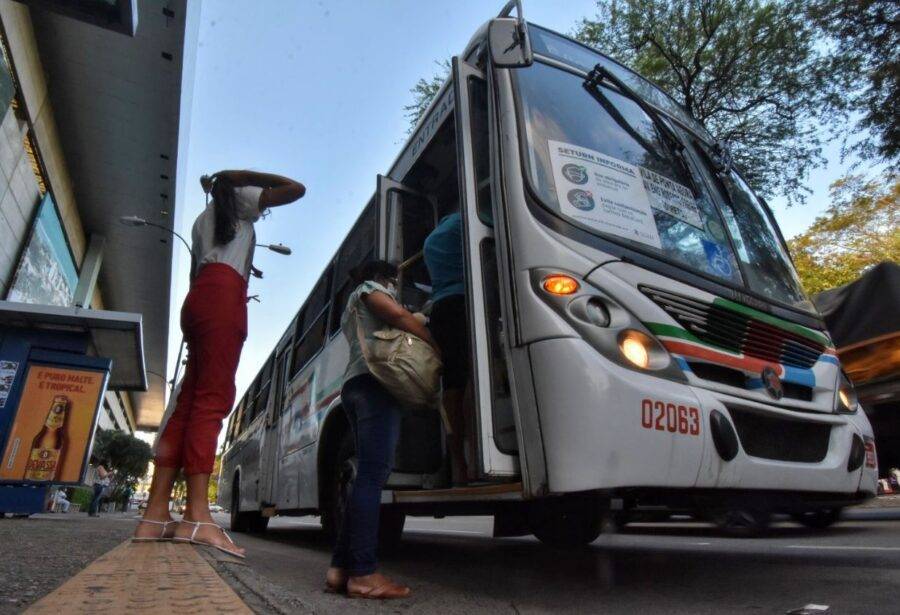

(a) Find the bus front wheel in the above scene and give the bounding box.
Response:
[791,508,842,529]
[322,430,405,548]
[529,496,602,548]
[230,478,269,534]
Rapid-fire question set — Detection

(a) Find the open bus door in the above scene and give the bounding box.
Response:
[452,57,519,480]
[258,333,292,511]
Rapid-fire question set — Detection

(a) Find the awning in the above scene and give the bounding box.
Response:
[0,300,145,390]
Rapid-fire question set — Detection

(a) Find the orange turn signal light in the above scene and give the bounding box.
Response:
[542,274,579,296]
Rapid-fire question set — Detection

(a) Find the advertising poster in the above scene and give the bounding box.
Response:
[6,193,79,307]
[0,364,106,484]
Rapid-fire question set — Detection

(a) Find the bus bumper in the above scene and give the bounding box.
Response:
[529,337,878,500]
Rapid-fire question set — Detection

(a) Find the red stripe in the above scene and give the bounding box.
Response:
[315,389,341,411]
[663,340,783,375]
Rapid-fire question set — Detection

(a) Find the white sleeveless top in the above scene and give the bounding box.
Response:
[191,186,263,281]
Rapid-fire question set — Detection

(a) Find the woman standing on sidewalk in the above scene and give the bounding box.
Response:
[325,260,437,599]
[133,170,305,556]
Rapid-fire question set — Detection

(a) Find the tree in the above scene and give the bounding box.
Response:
[208,455,222,504]
[575,0,843,204]
[788,172,899,294]
[807,0,900,165]
[92,429,152,504]
[404,59,450,132]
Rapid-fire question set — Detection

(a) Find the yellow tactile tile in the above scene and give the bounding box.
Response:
[25,540,252,614]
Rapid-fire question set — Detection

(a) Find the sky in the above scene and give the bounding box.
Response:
[167,0,867,428]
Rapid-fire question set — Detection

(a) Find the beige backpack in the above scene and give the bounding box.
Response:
[352,304,442,410]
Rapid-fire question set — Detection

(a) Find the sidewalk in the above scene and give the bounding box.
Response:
[859,494,900,509]
[25,541,250,614]
[0,512,254,614]
[1,512,134,613]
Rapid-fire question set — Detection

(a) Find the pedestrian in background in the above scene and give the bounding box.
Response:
[134,170,305,556]
[88,463,109,517]
[326,260,437,600]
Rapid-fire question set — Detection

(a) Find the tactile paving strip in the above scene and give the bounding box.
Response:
[25,540,252,614]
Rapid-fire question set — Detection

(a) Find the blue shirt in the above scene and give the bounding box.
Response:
[424,213,465,302]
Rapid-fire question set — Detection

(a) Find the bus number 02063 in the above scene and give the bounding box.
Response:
[641,399,700,436]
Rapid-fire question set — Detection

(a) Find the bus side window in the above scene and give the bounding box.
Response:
[330,202,378,335]
[241,378,259,433]
[224,410,236,448]
[292,311,328,375]
[231,398,246,442]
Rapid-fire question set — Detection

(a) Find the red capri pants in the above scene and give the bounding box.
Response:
[155,263,248,475]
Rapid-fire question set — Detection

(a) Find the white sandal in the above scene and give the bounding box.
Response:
[132,518,178,542]
[174,520,246,559]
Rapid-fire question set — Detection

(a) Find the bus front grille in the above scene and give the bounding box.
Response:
[642,287,825,369]
[726,405,831,463]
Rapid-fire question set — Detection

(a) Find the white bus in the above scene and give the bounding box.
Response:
[218,2,878,545]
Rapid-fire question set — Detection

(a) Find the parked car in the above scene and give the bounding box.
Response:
[209,504,224,513]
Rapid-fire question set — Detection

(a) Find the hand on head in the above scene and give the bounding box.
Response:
[200,174,214,194]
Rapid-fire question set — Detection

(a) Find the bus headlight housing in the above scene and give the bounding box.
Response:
[836,371,858,414]
[530,267,685,382]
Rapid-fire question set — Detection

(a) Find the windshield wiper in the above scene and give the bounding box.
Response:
[583,64,698,187]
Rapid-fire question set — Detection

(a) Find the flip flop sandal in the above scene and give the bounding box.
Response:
[131,518,178,542]
[347,582,411,600]
[174,520,246,559]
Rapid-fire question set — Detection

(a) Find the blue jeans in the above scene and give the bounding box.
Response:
[89,483,104,515]
[331,374,402,576]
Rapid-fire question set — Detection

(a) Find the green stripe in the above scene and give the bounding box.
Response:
[712,297,829,346]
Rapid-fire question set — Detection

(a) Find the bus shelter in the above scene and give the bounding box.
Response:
[0,301,144,514]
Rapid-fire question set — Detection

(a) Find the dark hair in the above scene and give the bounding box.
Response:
[210,175,239,245]
[349,259,398,285]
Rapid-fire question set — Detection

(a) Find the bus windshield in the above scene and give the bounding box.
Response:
[514,60,814,313]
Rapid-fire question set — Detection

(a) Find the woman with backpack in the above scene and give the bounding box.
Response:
[326,260,438,600]
[133,170,304,557]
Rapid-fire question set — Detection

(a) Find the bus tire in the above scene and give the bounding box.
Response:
[321,430,406,548]
[529,496,602,548]
[230,477,268,534]
[791,508,841,529]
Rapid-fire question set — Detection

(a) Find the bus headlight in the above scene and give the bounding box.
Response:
[618,330,669,371]
[836,372,858,414]
[530,267,685,382]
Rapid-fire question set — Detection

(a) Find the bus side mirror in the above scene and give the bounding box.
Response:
[488,17,533,68]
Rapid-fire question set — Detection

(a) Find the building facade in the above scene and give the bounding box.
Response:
[0,0,197,434]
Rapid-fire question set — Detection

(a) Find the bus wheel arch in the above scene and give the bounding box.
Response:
[230,469,268,534]
[318,408,406,547]
[318,405,351,541]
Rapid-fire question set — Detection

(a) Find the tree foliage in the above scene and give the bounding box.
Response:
[208,455,221,504]
[788,172,899,294]
[92,429,152,497]
[575,0,842,204]
[404,59,450,133]
[807,0,900,164]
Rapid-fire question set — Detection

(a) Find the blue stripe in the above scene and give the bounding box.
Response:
[783,365,816,388]
[818,354,840,366]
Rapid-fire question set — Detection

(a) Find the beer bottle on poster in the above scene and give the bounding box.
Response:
[23,395,70,481]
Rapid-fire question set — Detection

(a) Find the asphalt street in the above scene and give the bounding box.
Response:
[208,509,900,614]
